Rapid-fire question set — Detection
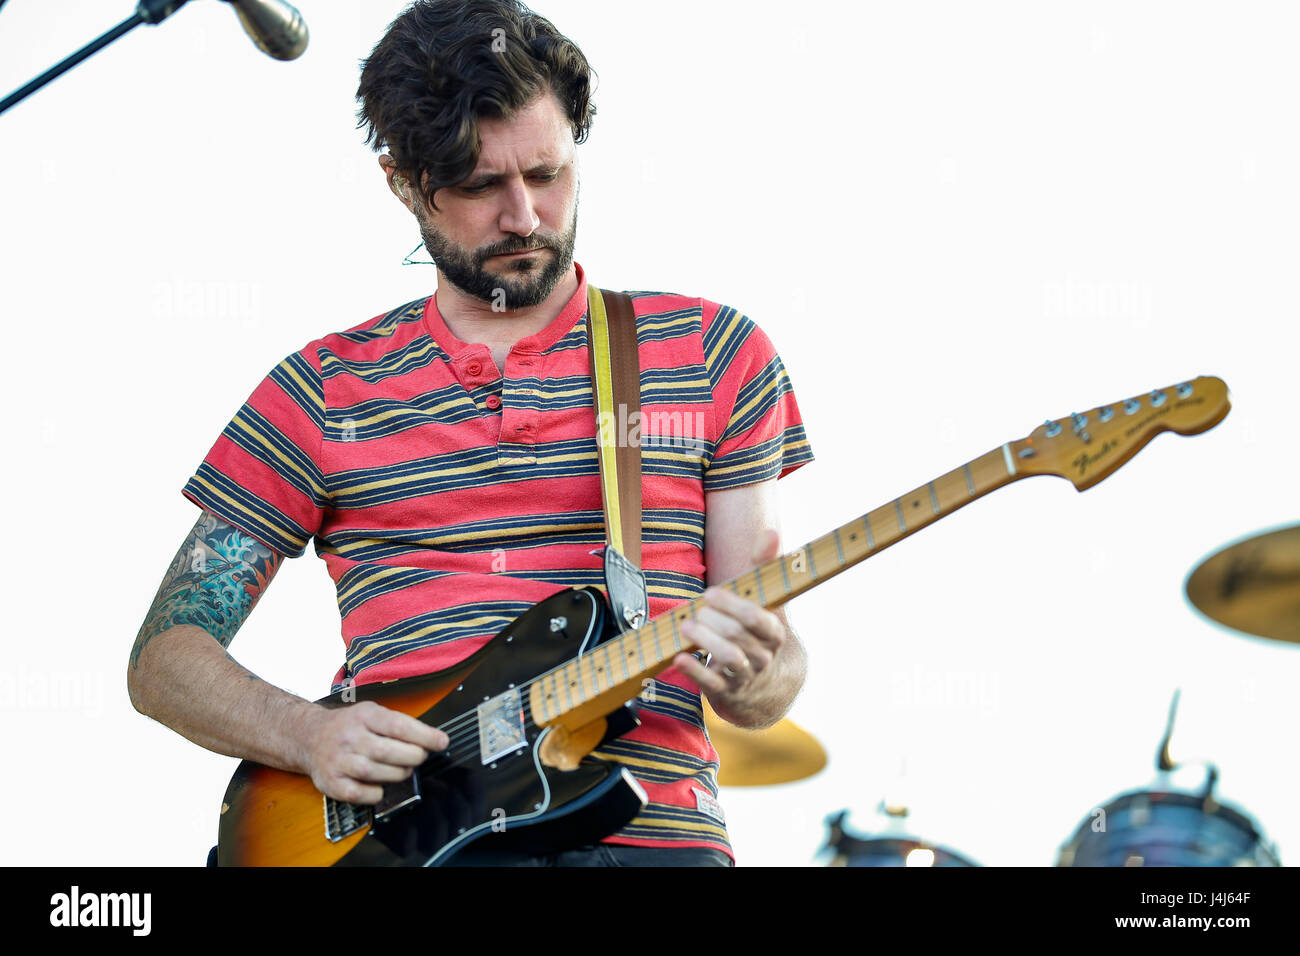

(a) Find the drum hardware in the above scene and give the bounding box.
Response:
[1057,692,1280,867]
[818,805,980,867]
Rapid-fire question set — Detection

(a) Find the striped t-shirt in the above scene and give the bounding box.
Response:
[183,261,813,856]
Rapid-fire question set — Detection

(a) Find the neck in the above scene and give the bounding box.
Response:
[435,264,579,350]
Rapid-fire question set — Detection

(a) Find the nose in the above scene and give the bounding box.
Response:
[497,178,540,237]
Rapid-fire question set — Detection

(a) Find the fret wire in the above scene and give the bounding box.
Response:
[755,568,766,605]
[894,498,906,532]
[578,658,592,700]
[833,528,845,565]
[670,613,682,652]
[780,554,791,593]
[863,515,875,549]
[602,641,617,691]
[617,634,630,681]
[964,463,975,497]
[806,544,818,579]
[928,481,939,515]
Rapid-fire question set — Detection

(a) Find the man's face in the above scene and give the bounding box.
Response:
[409,92,579,310]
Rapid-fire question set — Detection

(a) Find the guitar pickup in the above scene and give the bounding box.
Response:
[373,774,421,823]
[478,688,528,764]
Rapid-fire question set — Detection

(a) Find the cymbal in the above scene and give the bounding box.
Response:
[1186,523,1300,644]
[703,700,827,787]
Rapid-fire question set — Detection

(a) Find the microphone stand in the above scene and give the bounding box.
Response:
[0,0,190,118]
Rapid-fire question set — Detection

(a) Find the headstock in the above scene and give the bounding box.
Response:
[1008,376,1230,490]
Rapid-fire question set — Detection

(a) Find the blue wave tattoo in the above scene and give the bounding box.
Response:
[131,511,285,669]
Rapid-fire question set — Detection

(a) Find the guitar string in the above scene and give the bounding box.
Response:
[358,547,872,793]
[393,593,716,752]
[338,518,943,807]
[410,584,761,760]
[349,610,715,792]
[368,559,823,782]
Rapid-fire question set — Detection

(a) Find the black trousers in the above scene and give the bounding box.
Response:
[441,842,734,867]
[206,843,732,867]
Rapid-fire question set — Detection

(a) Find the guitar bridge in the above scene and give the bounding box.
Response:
[323,796,373,843]
[478,688,528,764]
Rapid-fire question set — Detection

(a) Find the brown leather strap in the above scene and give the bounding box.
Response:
[593,287,643,567]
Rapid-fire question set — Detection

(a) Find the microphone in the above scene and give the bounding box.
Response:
[219,0,309,61]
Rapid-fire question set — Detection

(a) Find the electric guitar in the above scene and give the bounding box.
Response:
[216,376,1231,866]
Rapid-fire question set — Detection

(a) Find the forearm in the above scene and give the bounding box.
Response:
[128,624,321,773]
[128,511,319,770]
[131,512,450,803]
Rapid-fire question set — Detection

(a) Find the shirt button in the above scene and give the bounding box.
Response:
[467,361,482,376]
[485,395,502,410]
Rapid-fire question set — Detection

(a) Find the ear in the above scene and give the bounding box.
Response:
[378,154,411,207]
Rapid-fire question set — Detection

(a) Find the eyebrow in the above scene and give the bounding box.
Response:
[461,161,565,188]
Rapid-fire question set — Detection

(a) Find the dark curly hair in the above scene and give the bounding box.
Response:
[357,0,596,211]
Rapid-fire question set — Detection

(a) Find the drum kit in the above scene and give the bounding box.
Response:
[713,523,1298,866]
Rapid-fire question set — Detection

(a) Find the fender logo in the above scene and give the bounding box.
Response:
[1073,439,1117,477]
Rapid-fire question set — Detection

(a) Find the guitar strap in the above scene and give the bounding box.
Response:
[587,284,649,632]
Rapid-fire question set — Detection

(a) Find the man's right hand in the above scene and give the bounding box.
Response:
[296,700,450,805]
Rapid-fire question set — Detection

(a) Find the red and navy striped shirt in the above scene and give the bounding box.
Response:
[183,261,813,854]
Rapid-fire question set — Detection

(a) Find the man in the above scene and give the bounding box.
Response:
[129,0,813,867]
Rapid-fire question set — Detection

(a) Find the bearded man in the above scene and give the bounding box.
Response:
[129,0,813,867]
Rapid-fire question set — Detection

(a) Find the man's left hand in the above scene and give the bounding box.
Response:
[672,530,796,724]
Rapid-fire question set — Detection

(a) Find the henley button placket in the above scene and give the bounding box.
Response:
[495,351,541,466]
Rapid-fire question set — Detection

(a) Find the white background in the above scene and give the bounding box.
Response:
[1,0,1296,867]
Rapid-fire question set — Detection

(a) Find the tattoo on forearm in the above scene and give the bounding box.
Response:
[131,512,285,669]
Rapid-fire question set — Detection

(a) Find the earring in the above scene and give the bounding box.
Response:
[402,242,436,266]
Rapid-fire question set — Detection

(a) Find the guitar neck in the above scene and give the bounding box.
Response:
[529,443,1026,729]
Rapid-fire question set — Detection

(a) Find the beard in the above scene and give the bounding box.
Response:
[414,200,578,310]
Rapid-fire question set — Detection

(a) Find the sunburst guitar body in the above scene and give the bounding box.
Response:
[217,586,649,866]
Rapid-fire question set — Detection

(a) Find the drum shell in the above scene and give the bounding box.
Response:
[1057,789,1280,867]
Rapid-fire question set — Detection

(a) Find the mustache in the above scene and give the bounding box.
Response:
[477,237,554,260]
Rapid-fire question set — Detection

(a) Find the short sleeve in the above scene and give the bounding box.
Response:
[181,348,327,557]
[700,301,814,491]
